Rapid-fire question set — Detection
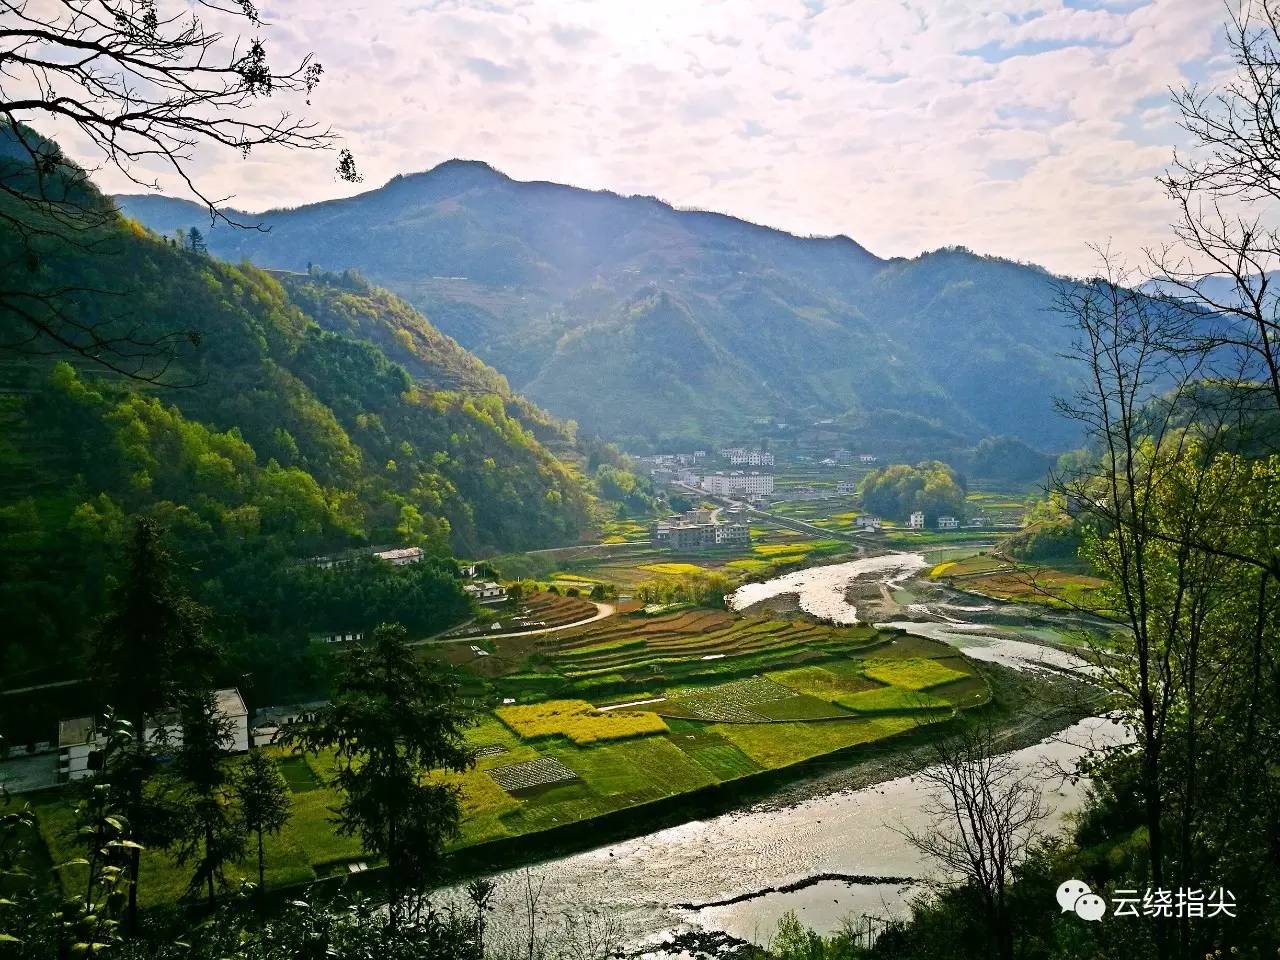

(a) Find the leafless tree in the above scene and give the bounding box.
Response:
[1049,258,1197,960]
[1050,251,1280,960]
[0,0,360,381]
[1154,0,1280,419]
[901,724,1048,960]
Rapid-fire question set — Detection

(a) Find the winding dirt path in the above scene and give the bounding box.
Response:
[411,601,616,646]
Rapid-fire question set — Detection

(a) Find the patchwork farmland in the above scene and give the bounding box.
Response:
[414,613,995,848]
[32,602,993,908]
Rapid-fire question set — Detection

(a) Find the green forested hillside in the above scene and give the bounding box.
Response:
[119,161,1087,451]
[0,157,638,687]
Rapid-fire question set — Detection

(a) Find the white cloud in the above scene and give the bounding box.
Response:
[40,0,1231,275]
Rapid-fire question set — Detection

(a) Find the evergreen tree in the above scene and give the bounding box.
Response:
[287,623,474,926]
[94,518,209,731]
[93,517,209,929]
[234,750,292,894]
[171,689,244,905]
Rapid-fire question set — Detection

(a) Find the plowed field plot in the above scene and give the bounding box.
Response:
[487,756,578,793]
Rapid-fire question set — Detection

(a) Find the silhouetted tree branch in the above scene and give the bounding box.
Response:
[0,0,361,382]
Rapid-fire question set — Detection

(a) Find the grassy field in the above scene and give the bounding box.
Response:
[931,552,1108,611]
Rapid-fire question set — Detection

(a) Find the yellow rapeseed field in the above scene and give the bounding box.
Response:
[497,699,668,745]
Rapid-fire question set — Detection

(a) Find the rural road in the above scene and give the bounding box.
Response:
[414,601,616,645]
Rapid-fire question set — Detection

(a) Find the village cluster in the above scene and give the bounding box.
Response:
[635,446,995,549]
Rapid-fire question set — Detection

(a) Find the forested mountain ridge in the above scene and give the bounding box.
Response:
[120,161,1084,451]
[0,147,645,682]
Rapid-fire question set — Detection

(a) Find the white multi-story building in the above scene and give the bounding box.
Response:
[701,472,775,497]
[722,448,775,467]
[937,516,960,530]
[836,480,858,494]
[908,511,926,529]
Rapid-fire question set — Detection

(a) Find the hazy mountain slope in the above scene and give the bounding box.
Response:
[119,161,1084,450]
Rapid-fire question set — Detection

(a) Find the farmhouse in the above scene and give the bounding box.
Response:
[308,545,423,569]
[313,630,364,645]
[250,700,327,748]
[836,480,858,494]
[908,511,925,529]
[464,581,508,603]
[372,546,423,565]
[937,516,960,529]
[856,515,882,531]
[58,688,249,783]
[859,454,878,463]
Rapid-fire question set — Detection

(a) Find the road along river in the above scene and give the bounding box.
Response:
[451,553,1123,957]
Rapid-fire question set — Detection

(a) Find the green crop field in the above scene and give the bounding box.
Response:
[29,611,992,910]
[862,657,970,690]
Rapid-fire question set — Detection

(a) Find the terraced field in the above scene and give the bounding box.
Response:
[931,553,1109,611]
[770,497,864,534]
[539,609,879,685]
[425,628,991,845]
[491,516,845,589]
[444,591,598,639]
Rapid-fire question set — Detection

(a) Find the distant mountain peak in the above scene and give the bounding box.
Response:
[420,157,506,179]
[381,158,509,194]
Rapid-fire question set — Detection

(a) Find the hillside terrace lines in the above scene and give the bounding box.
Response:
[538,610,882,678]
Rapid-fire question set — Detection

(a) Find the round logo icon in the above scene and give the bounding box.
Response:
[1056,879,1092,914]
[1075,893,1107,922]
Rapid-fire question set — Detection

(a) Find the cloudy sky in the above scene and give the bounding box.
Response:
[85,0,1234,276]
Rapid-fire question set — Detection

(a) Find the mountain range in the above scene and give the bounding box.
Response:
[119,161,1087,453]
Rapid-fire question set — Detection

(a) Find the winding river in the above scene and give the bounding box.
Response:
[458,554,1122,957]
